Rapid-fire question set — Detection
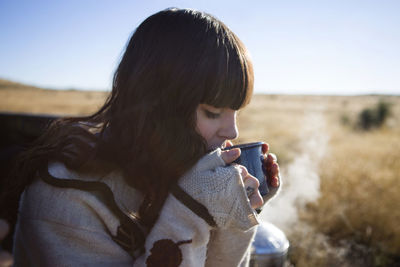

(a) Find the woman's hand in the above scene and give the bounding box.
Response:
[221,141,281,208]
[261,143,280,188]
[221,141,264,209]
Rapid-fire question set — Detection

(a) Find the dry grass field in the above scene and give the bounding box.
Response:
[1,79,399,266]
[0,79,108,116]
[238,95,400,267]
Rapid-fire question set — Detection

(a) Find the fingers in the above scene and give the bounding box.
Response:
[224,140,234,148]
[248,187,263,209]
[220,148,240,164]
[238,166,264,209]
[262,143,269,154]
[265,153,277,169]
[263,153,280,187]
[269,163,280,187]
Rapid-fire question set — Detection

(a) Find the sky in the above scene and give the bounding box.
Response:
[1,0,399,95]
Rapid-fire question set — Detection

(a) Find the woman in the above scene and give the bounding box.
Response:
[9,8,280,266]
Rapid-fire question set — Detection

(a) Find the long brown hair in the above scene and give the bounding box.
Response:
[3,7,253,245]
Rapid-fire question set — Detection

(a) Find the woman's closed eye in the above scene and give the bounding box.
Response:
[204,110,221,119]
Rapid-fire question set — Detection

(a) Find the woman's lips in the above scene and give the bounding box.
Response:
[208,142,226,151]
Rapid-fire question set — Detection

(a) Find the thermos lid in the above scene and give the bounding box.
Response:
[251,222,289,256]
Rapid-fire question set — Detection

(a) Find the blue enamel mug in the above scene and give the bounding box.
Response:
[223,142,269,196]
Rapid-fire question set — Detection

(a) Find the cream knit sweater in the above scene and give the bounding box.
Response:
[13,149,260,266]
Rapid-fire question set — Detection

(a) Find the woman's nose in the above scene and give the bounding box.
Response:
[219,112,238,140]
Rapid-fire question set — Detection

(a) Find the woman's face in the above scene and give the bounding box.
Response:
[195,104,239,150]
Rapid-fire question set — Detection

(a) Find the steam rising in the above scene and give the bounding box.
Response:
[261,108,328,233]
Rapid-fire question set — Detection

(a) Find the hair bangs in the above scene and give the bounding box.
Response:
[200,34,254,110]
